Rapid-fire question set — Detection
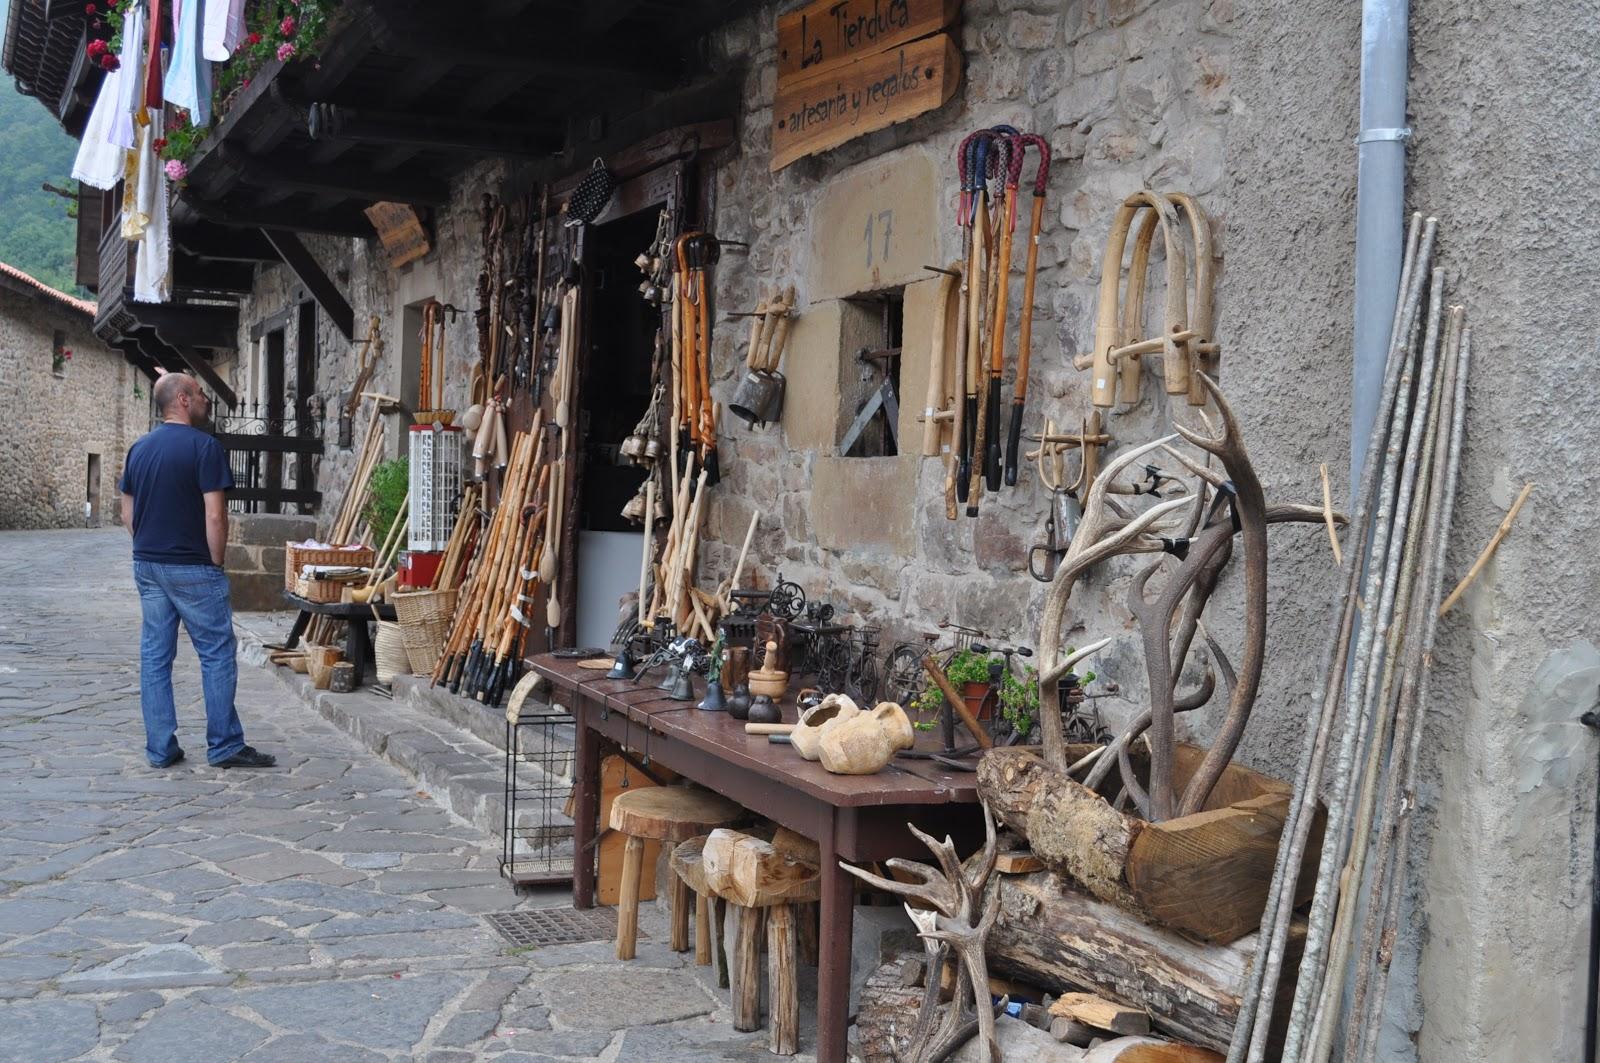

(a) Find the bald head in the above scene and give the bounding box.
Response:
[154,373,208,425]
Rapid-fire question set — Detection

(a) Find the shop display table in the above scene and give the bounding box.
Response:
[281,591,397,685]
[529,654,985,1063]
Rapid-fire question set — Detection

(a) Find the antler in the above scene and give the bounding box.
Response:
[839,805,1003,1063]
[1171,375,1270,816]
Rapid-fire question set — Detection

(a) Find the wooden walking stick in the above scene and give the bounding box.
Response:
[982,139,1018,492]
[1004,135,1050,485]
[957,132,992,508]
[922,262,961,459]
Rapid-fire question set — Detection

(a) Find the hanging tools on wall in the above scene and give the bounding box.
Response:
[728,284,795,429]
[1025,412,1107,581]
[671,232,723,485]
[338,315,384,449]
[945,124,1053,518]
[1076,190,1219,409]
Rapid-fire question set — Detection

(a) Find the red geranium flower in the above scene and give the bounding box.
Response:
[247,31,262,45]
[87,39,108,58]
[279,14,296,36]
[153,137,168,151]
[99,54,119,70]
[84,3,96,13]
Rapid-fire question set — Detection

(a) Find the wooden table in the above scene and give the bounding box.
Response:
[530,654,984,1063]
[281,590,398,685]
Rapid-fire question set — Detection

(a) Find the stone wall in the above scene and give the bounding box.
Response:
[223,1,1598,1055]
[0,291,147,530]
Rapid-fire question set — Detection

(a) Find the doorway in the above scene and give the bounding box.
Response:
[573,207,659,649]
[264,327,286,513]
[85,453,101,526]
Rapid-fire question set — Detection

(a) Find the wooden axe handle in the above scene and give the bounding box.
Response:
[922,655,993,749]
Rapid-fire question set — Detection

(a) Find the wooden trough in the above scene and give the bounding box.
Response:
[977,743,1323,945]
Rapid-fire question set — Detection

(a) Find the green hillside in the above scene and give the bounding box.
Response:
[0,64,84,295]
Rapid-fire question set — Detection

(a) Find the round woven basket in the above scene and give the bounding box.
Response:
[374,621,411,684]
[391,588,459,676]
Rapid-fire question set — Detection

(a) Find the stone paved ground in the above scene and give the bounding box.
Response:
[0,529,813,1061]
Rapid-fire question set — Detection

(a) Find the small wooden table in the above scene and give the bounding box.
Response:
[530,654,984,1063]
[281,590,398,685]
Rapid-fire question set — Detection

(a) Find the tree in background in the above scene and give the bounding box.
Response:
[0,77,84,295]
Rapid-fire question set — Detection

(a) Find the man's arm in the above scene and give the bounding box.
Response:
[203,491,228,567]
[121,492,134,532]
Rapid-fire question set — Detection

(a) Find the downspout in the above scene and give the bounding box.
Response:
[1351,0,1411,489]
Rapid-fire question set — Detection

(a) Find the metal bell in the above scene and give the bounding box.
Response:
[606,645,636,681]
[697,680,726,712]
[668,666,695,702]
[658,661,680,691]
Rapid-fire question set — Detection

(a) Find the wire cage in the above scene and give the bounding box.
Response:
[408,424,464,551]
[501,703,578,888]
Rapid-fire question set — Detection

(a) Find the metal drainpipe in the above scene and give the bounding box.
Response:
[1351,0,1412,490]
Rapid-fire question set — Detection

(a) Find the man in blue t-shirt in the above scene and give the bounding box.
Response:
[119,372,275,770]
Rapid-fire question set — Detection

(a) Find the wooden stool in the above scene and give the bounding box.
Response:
[703,828,821,1055]
[669,835,730,986]
[609,786,742,961]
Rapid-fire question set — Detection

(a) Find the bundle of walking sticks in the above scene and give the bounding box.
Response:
[431,413,552,704]
[944,125,1051,520]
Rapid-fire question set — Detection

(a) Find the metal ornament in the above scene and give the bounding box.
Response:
[606,644,637,681]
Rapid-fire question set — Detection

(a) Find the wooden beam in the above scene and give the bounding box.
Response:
[222,145,449,206]
[170,219,279,262]
[368,13,676,86]
[172,253,257,295]
[260,230,354,343]
[524,80,741,189]
[306,102,562,158]
[181,196,376,238]
[135,304,241,353]
[171,345,240,409]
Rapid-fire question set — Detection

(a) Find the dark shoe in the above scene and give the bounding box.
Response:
[214,746,276,769]
[153,749,185,769]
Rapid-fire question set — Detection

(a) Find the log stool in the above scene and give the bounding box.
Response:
[702,828,821,1055]
[669,835,730,986]
[608,786,742,961]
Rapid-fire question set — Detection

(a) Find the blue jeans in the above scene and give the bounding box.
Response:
[133,561,246,766]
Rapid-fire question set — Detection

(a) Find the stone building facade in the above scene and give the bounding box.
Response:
[210,1,1597,1057]
[0,263,147,531]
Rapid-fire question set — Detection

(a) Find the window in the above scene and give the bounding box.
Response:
[51,330,70,377]
[837,287,904,458]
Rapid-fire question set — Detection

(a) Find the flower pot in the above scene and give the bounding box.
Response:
[962,680,993,721]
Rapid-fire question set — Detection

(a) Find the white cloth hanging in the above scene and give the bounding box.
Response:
[133,115,172,304]
[72,66,128,189]
[203,0,246,61]
[109,4,146,150]
[165,0,211,125]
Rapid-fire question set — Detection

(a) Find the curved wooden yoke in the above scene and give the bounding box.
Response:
[1077,191,1219,409]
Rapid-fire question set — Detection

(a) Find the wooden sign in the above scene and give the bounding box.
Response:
[363,201,431,268]
[771,33,962,172]
[777,0,960,82]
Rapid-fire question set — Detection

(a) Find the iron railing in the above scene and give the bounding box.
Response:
[211,399,324,515]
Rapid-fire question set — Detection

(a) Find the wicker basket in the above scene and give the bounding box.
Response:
[295,576,344,604]
[391,588,458,676]
[285,543,375,590]
[374,621,411,684]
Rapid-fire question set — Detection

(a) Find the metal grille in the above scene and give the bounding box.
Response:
[483,906,633,948]
[408,424,464,550]
[501,705,578,887]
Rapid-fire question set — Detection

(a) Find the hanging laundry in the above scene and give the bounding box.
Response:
[203,0,246,61]
[109,4,146,150]
[73,65,128,189]
[166,0,212,126]
[134,114,172,304]
[143,0,166,111]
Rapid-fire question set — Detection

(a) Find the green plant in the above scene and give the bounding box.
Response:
[908,648,996,724]
[363,458,409,549]
[214,0,338,106]
[998,664,1039,737]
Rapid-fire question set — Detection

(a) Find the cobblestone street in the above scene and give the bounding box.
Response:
[0,529,802,1061]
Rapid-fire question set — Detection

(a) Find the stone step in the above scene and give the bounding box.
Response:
[235,624,576,867]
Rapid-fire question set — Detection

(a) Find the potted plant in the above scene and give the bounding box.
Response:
[363,458,409,548]
[910,648,998,727]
